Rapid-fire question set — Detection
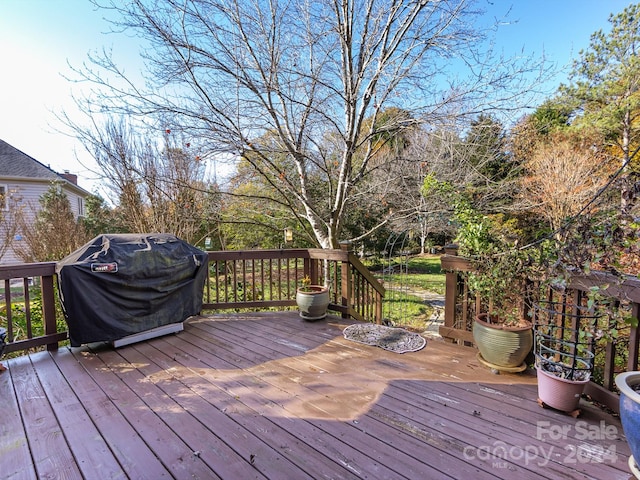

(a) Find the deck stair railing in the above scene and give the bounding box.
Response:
[202,243,385,323]
[0,244,385,356]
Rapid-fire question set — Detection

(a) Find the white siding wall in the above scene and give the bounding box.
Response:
[65,187,85,218]
[0,180,87,264]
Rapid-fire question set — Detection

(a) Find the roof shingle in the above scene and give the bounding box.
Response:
[0,138,64,181]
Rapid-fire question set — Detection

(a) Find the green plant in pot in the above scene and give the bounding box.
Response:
[454,203,541,371]
[468,249,537,371]
[296,275,330,321]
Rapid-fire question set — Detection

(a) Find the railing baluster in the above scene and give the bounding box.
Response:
[4,279,12,342]
[267,258,272,301]
[23,278,32,338]
[241,260,246,302]
[278,258,284,300]
[41,274,57,352]
[204,263,211,304]
[223,260,228,303]
[629,302,640,372]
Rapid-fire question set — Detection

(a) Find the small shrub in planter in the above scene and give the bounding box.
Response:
[296,276,330,321]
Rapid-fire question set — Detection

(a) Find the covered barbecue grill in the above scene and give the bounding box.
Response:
[57,233,208,347]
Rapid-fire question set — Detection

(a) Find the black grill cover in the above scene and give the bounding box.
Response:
[56,233,208,347]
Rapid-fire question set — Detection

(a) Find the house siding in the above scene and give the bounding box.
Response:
[0,180,87,264]
[0,139,90,264]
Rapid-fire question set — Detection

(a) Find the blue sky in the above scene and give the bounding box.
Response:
[0,0,634,192]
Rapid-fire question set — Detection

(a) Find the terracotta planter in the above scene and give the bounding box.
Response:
[473,314,533,369]
[296,286,329,321]
[615,371,640,475]
[536,364,590,412]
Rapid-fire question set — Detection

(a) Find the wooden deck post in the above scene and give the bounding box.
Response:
[340,241,352,319]
[442,245,459,343]
[41,273,58,352]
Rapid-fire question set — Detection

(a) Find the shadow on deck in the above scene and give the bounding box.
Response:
[1,312,633,479]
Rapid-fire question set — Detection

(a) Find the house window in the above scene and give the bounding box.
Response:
[77,197,85,217]
[0,185,7,211]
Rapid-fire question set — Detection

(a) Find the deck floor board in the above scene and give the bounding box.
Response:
[1,357,36,480]
[9,355,82,480]
[30,350,124,480]
[1,311,632,479]
[52,347,173,479]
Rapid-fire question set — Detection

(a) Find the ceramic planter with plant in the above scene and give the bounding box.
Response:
[296,275,330,321]
[473,313,533,371]
[616,371,640,477]
[465,245,537,371]
[448,201,538,370]
[535,357,592,414]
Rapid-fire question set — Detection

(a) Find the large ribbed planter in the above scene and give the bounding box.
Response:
[473,314,533,370]
[536,365,590,412]
[616,371,640,476]
[296,286,330,321]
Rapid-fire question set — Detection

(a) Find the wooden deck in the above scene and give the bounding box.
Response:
[1,312,633,480]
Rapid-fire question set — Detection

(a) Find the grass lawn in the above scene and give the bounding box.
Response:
[373,254,446,331]
[388,255,446,294]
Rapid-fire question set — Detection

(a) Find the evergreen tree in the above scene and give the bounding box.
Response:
[563,3,640,214]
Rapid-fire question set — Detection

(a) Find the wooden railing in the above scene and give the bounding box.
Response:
[0,245,385,357]
[202,243,385,323]
[0,262,64,355]
[441,252,640,412]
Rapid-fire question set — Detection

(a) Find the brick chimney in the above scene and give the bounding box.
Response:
[61,170,78,185]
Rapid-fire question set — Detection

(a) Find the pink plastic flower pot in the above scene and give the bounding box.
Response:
[536,365,589,412]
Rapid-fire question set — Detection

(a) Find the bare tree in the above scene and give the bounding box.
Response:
[72,117,218,243]
[517,133,616,237]
[70,0,547,248]
[404,115,522,250]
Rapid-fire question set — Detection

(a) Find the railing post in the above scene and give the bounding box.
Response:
[443,270,458,343]
[309,258,320,285]
[41,273,58,352]
[442,244,458,343]
[340,241,352,320]
[375,290,382,325]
